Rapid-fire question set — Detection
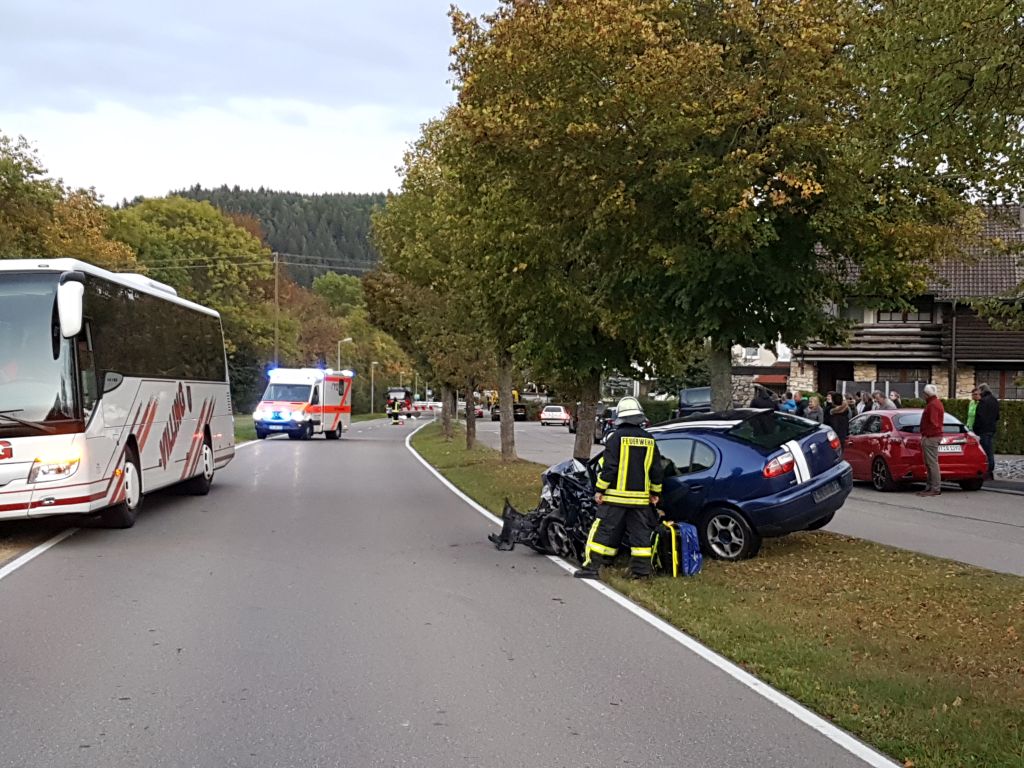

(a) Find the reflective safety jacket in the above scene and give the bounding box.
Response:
[596,423,664,507]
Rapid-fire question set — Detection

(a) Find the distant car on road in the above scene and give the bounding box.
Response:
[461,402,484,419]
[490,403,527,421]
[540,405,572,426]
[649,409,852,561]
[845,409,987,491]
[675,387,712,418]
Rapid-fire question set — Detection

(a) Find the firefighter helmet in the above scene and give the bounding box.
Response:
[615,396,645,424]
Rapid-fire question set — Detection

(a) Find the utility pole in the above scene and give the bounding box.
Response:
[273,252,279,367]
[371,361,378,414]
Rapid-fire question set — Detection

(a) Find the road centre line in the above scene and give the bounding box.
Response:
[404,420,899,768]
[0,528,78,584]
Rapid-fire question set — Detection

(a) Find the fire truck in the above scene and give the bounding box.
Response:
[253,368,353,440]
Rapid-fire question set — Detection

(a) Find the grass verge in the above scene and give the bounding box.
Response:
[412,422,1024,768]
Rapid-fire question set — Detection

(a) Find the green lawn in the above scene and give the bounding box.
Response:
[412,422,1024,768]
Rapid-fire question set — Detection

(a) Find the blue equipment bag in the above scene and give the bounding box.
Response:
[655,520,703,577]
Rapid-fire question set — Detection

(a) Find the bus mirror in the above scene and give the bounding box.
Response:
[57,272,86,339]
[102,372,124,393]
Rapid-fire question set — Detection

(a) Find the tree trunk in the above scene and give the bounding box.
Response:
[708,343,733,411]
[441,384,453,440]
[572,370,602,461]
[498,351,517,462]
[465,377,476,450]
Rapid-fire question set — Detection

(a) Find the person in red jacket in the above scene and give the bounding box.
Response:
[918,384,945,497]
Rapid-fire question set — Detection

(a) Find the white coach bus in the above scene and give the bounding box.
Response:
[0,259,235,527]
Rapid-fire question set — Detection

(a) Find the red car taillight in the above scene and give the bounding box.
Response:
[763,453,796,479]
[826,429,841,451]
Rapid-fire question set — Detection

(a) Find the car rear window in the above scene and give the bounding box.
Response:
[726,411,819,449]
[681,387,711,405]
[894,413,966,434]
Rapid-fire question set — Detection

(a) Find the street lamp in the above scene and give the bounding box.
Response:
[370,361,379,414]
[336,337,353,370]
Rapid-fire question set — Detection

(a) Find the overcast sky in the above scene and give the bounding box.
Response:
[0,0,496,202]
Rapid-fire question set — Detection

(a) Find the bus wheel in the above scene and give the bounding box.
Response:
[325,429,340,440]
[101,449,142,528]
[255,429,267,440]
[184,437,215,496]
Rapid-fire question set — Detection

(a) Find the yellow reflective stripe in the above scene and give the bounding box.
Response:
[663,521,678,577]
[650,483,662,493]
[604,489,650,499]
[643,443,654,486]
[595,477,611,490]
[583,519,617,564]
[630,547,653,557]
[617,440,629,491]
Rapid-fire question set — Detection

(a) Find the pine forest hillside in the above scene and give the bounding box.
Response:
[176,185,384,286]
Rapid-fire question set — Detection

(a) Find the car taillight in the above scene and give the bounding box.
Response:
[763,453,795,479]
[826,429,841,451]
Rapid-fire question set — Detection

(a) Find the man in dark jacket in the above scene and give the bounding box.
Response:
[974,383,1000,479]
[575,397,664,580]
[750,385,776,410]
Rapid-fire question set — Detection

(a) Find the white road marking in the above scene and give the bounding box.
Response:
[405,420,898,768]
[0,528,78,584]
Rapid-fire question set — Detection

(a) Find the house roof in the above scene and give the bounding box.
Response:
[929,206,1024,300]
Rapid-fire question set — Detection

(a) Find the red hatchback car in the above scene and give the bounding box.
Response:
[845,409,987,491]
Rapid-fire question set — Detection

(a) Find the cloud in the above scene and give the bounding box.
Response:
[0,0,498,196]
[3,99,432,200]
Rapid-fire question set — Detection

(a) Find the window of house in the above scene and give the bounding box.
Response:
[877,367,930,383]
[976,369,1024,400]
[877,299,934,323]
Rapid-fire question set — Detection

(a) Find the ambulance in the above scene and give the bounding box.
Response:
[252,368,353,440]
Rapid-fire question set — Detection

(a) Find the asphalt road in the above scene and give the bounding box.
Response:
[0,419,881,768]
[474,420,1024,577]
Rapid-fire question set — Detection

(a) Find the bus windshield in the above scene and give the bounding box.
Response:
[0,272,81,437]
[263,384,312,402]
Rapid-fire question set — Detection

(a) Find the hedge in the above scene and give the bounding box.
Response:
[641,398,679,425]
[901,398,1024,455]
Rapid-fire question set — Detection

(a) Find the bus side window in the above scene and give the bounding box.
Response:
[77,322,99,416]
[311,386,320,406]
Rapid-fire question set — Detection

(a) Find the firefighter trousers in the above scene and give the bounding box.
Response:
[583,503,657,576]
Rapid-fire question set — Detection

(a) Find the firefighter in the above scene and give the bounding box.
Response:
[575,396,664,580]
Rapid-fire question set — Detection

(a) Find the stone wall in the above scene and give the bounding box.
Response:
[731,374,755,407]
[956,365,976,398]
[853,362,877,383]
[788,360,817,394]
[932,366,949,397]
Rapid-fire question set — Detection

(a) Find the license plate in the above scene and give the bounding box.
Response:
[269,425,284,431]
[813,480,841,504]
[938,445,963,454]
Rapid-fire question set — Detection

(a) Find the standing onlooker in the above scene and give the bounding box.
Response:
[795,391,809,417]
[872,390,896,410]
[974,383,1000,479]
[805,395,824,424]
[858,392,873,414]
[779,391,798,413]
[828,391,850,447]
[966,387,980,430]
[750,385,775,410]
[918,384,945,497]
[890,391,903,408]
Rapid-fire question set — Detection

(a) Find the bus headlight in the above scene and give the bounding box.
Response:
[29,457,81,484]
[253,408,268,421]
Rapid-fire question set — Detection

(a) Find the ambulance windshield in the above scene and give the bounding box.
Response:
[263,383,312,403]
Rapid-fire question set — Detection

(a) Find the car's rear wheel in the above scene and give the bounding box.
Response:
[958,478,984,491]
[700,508,761,561]
[871,457,896,492]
